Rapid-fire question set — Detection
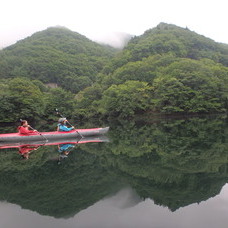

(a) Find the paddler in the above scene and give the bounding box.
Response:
[57,118,75,131]
[18,120,37,135]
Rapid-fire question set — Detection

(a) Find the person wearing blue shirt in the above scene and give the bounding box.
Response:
[57,118,74,131]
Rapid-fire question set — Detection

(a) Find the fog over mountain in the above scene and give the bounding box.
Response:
[0,28,133,49]
[92,32,133,48]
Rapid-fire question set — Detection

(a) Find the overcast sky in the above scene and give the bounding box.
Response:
[1,0,228,48]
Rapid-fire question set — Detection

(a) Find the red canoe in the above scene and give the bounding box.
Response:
[0,127,109,143]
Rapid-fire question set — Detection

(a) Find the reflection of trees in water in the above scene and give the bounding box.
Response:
[0,116,227,217]
[97,116,228,211]
[106,116,228,172]
[0,147,123,218]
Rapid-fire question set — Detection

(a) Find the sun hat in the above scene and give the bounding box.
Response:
[58,118,66,123]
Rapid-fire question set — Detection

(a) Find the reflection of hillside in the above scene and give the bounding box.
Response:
[91,116,228,211]
[118,168,228,211]
[0,116,227,217]
[0,146,124,218]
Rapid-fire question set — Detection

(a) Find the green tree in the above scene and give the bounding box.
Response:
[100,80,152,118]
[45,87,76,119]
[152,59,228,113]
[7,77,46,120]
[0,81,17,121]
[74,85,103,118]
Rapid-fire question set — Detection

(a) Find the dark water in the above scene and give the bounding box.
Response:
[0,115,227,228]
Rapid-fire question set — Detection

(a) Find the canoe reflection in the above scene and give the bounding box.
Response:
[0,136,109,160]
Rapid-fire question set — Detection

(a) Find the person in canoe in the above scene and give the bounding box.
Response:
[18,120,37,135]
[57,118,75,132]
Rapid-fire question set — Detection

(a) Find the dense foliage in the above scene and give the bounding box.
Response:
[0,23,228,122]
[0,27,116,93]
[0,77,76,122]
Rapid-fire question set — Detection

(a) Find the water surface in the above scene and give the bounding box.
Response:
[0,115,227,227]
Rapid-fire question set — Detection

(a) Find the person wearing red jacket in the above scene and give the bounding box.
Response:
[18,120,37,135]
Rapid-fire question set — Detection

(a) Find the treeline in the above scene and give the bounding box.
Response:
[0,77,76,122]
[0,23,228,122]
[77,57,228,118]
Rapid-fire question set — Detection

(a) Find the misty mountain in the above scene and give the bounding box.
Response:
[75,23,228,118]
[0,26,118,93]
[103,22,228,74]
[94,32,133,48]
[0,23,227,121]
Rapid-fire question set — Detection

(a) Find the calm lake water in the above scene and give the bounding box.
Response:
[0,115,227,228]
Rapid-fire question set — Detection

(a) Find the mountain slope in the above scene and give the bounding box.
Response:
[103,23,228,75]
[76,23,228,117]
[0,27,117,93]
[0,23,228,121]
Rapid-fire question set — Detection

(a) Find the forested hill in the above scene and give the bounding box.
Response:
[75,23,228,118]
[103,23,228,74]
[5,26,116,56]
[0,27,117,93]
[130,22,228,64]
[0,23,228,122]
